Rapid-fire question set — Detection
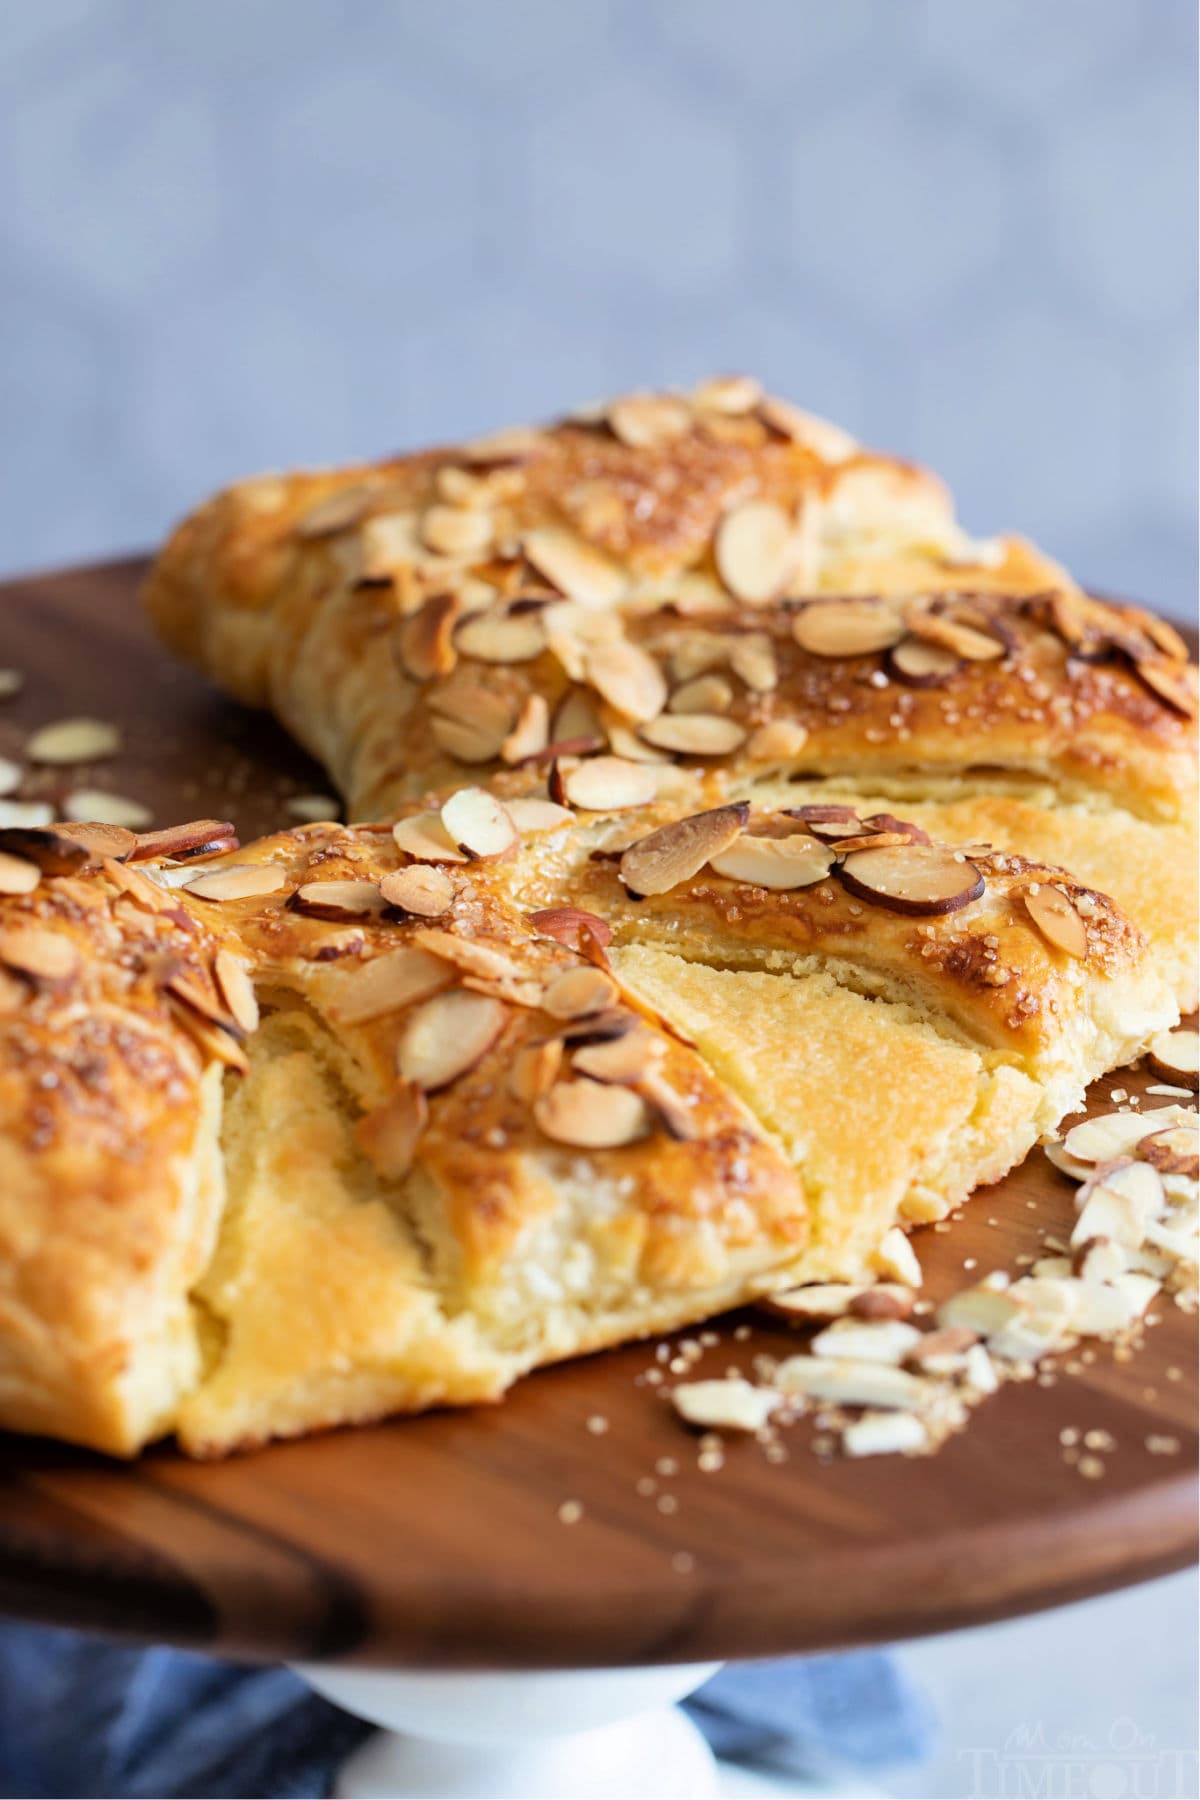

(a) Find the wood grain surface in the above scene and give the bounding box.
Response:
[0,558,1194,1670]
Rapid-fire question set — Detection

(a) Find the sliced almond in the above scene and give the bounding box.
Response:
[431,709,511,765]
[62,791,152,830]
[58,821,140,862]
[379,864,455,918]
[397,593,461,682]
[527,906,614,950]
[745,720,809,761]
[810,1318,922,1365]
[843,1412,929,1457]
[786,803,861,841]
[608,392,692,448]
[1146,1026,1199,1091]
[523,527,626,608]
[533,1077,652,1148]
[638,713,747,756]
[397,989,508,1090]
[0,852,39,896]
[838,844,984,916]
[907,1325,979,1368]
[585,642,667,723]
[758,397,857,460]
[905,609,1005,662]
[510,1037,564,1103]
[1137,1125,1199,1178]
[392,811,470,864]
[358,509,420,577]
[168,996,249,1073]
[560,756,657,812]
[455,610,546,664]
[0,826,90,874]
[130,819,238,862]
[668,673,734,714]
[1135,655,1199,717]
[501,694,550,764]
[672,1379,780,1433]
[571,1022,664,1084]
[460,425,544,466]
[1023,884,1088,958]
[792,600,904,658]
[937,1281,1023,1337]
[0,926,78,983]
[887,635,963,686]
[550,686,605,747]
[292,879,386,921]
[728,633,778,693]
[540,966,618,1020]
[295,484,374,538]
[774,1355,933,1410]
[619,803,749,897]
[707,832,834,891]
[214,948,259,1035]
[411,927,524,985]
[692,374,763,416]
[26,717,120,765]
[715,500,794,604]
[421,503,494,559]
[330,946,454,1025]
[0,800,54,829]
[1063,1106,1193,1164]
[602,713,673,765]
[871,1226,923,1288]
[183,863,288,903]
[759,1282,909,1322]
[355,1082,428,1179]
[440,787,519,861]
[506,797,575,834]
[102,856,177,914]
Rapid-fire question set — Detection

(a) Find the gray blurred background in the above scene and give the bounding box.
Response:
[0,0,1196,618]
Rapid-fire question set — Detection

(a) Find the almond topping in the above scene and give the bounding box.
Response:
[838,844,984,916]
[668,673,734,714]
[550,686,605,747]
[638,713,747,756]
[692,374,763,416]
[501,694,551,764]
[455,610,546,664]
[392,812,469,864]
[887,635,963,686]
[397,593,461,682]
[510,1038,564,1103]
[533,1078,652,1148]
[842,1413,929,1458]
[527,906,614,951]
[214,949,259,1035]
[1063,1106,1193,1164]
[26,717,120,765]
[1146,1026,1199,1091]
[430,708,512,766]
[0,926,78,983]
[560,756,658,812]
[758,397,858,460]
[905,609,1005,662]
[292,879,386,921]
[1135,655,1198,717]
[460,426,544,466]
[619,803,749,897]
[585,642,668,722]
[792,600,904,658]
[330,946,453,1025]
[1023,884,1088,958]
[746,720,808,761]
[355,1081,428,1179]
[760,1282,912,1322]
[775,1356,932,1410]
[411,928,523,984]
[523,527,626,608]
[0,852,39,896]
[183,863,289,902]
[607,392,692,449]
[130,819,238,862]
[787,803,860,840]
[295,484,374,538]
[871,1227,923,1287]
[715,500,794,604]
[62,791,152,830]
[102,856,176,914]
[1136,1125,1199,1178]
[672,1379,780,1433]
[810,1318,922,1365]
[728,633,778,692]
[397,989,508,1090]
[420,504,494,559]
[541,966,618,1020]
[379,864,455,918]
[0,827,90,874]
[440,787,519,860]
[505,798,575,834]
[571,1022,664,1084]
[708,833,834,891]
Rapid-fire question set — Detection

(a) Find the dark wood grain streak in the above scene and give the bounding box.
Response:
[0,558,1194,1669]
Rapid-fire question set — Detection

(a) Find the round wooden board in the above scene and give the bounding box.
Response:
[0,560,1194,1670]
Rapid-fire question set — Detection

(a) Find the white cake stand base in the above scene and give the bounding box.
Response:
[297,1660,723,1799]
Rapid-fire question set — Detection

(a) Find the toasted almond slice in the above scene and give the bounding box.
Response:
[331,946,453,1025]
[130,819,238,862]
[411,927,524,985]
[1137,1125,1199,1178]
[692,373,763,415]
[461,426,544,466]
[0,926,78,982]
[673,1379,780,1433]
[431,709,511,765]
[843,1412,929,1457]
[392,811,470,864]
[102,856,176,914]
[286,792,341,823]
[638,713,747,756]
[825,831,914,853]
[397,989,508,1090]
[571,1021,664,1084]
[668,673,734,715]
[0,800,53,829]
[168,995,249,1073]
[1024,884,1088,958]
[59,821,141,862]
[727,633,778,693]
[355,1081,429,1179]
[26,717,120,764]
[907,1325,979,1367]
[455,610,546,664]
[509,1037,564,1104]
[1063,1106,1195,1164]
[295,484,374,538]
[936,1281,1023,1337]
[905,609,1005,662]
[760,1282,884,1322]
[214,948,259,1034]
[758,397,858,460]
[849,1286,919,1321]
[1136,655,1199,717]
[420,503,494,558]
[886,635,963,686]
[708,832,834,891]
[527,906,614,950]
[585,642,667,722]
[871,1227,923,1288]
[560,756,658,812]
[715,500,794,604]
[533,1077,652,1148]
[838,844,984,916]
[746,720,808,761]
[551,686,606,746]
[810,1318,922,1365]
[1146,1026,1199,1091]
[506,798,575,834]
[541,966,618,1020]
[440,787,519,860]
[397,593,461,682]
[501,694,550,764]
[293,879,386,920]
[0,852,39,895]
[601,712,672,765]
[608,392,692,448]
[862,812,932,845]
[61,790,153,830]
[379,864,455,917]
[619,803,749,897]
[775,1356,933,1410]
[0,826,90,874]
[183,863,288,902]
[786,803,861,840]
[792,600,904,658]
[523,526,626,607]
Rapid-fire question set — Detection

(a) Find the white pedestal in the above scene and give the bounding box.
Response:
[297,1660,723,1799]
